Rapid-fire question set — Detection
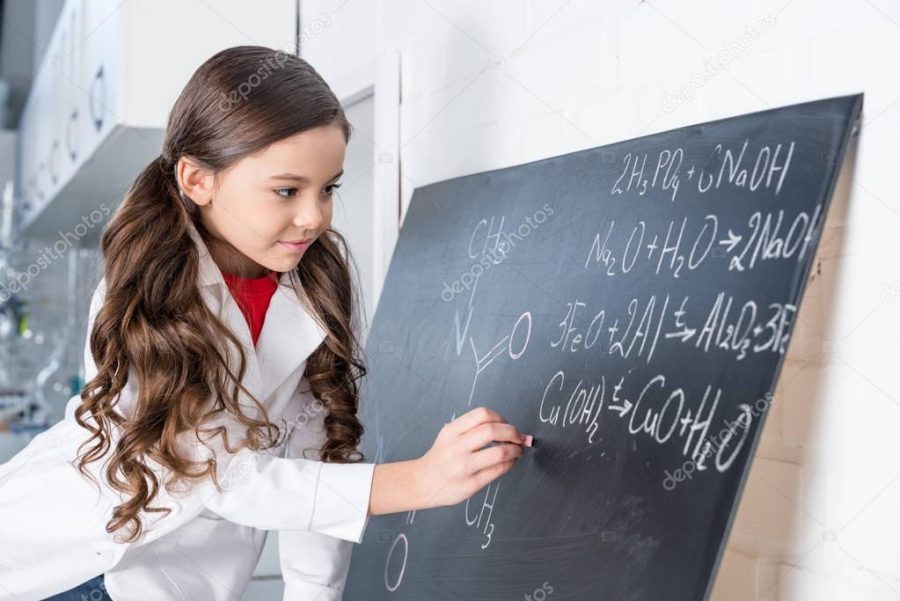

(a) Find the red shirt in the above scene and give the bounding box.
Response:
[221,269,279,346]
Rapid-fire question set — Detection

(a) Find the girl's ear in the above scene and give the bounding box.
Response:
[176,156,215,207]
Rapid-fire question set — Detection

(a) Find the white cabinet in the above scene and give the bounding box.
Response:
[16,0,298,241]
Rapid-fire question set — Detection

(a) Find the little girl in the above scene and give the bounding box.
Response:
[0,46,531,600]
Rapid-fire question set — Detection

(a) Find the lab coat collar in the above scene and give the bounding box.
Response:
[185,219,329,402]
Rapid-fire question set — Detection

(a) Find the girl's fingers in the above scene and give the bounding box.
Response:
[468,442,523,473]
[446,406,506,436]
[470,457,518,492]
[461,422,526,452]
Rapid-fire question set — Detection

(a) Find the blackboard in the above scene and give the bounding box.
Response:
[345,94,862,600]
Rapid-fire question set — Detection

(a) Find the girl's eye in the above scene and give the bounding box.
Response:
[324,182,342,197]
[274,182,342,200]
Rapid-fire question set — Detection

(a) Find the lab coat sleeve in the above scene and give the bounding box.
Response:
[196,385,375,544]
[278,391,371,600]
[198,445,375,543]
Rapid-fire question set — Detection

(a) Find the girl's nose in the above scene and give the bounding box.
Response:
[292,198,325,231]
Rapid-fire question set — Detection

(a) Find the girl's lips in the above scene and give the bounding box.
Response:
[279,240,311,252]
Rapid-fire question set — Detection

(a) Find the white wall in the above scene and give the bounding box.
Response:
[300,0,900,599]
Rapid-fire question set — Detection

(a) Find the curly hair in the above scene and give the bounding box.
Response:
[72,45,367,544]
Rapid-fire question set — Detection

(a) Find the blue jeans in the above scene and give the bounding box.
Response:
[43,574,112,600]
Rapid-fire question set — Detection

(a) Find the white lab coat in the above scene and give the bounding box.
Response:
[0,221,376,600]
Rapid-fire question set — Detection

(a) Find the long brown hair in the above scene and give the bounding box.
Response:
[72,46,367,544]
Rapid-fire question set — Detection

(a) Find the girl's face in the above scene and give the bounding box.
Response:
[179,124,345,277]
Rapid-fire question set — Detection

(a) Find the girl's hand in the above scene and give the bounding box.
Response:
[412,406,532,510]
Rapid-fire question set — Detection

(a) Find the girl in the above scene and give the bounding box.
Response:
[0,46,531,600]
